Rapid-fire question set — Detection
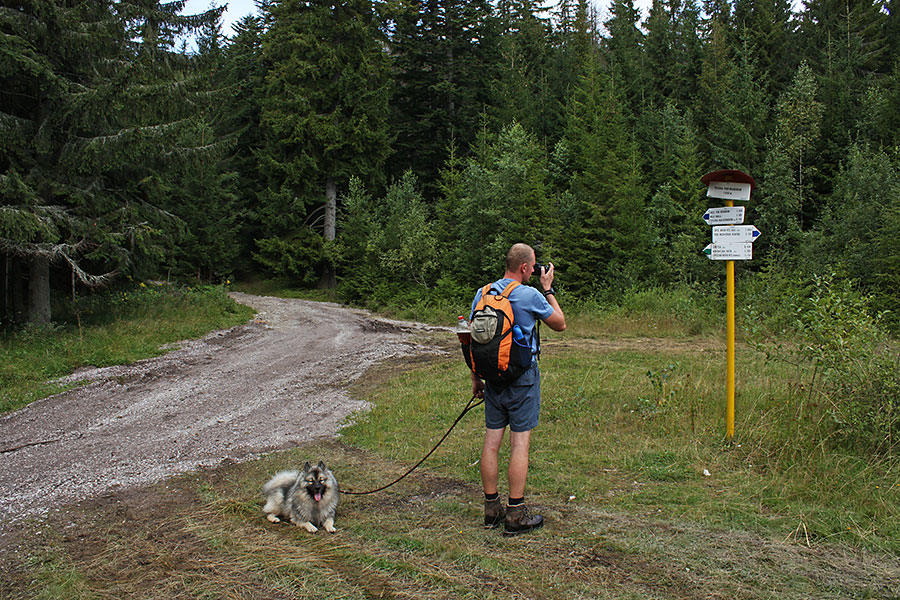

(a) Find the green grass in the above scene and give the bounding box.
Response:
[22,551,94,600]
[0,284,254,414]
[341,340,900,555]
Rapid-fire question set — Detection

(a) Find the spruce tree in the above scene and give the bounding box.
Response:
[258,0,392,286]
[650,103,710,284]
[220,14,266,273]
[557,60,654,293]
[388,0,499,192]
[812,144,900,316]
[758,61,823,257]
[697,28,768,173]
[731,0,794,98]
[158,9,243,282]
[372,171,437,287]
[797,0,889,189]
[644,0,702,109]
[443,124,551,283]
[333,177,378,302]
[603,0,648,116]
[489,0,556,142]
[0,0,223,323]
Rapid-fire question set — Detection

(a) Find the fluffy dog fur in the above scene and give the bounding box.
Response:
[262,461,340,533]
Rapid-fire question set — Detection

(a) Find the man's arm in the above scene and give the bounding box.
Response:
[539,263,566,332]
[542,294,566,331]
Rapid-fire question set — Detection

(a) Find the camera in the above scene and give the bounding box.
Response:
[532,263,547,276]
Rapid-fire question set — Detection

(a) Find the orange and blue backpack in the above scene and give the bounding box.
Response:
[463,281,533,384]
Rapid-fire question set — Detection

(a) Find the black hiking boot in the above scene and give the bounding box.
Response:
[503,504,543,536]
[484,498,506,529]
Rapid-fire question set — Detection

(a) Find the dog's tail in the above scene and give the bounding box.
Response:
[262,470,299,495]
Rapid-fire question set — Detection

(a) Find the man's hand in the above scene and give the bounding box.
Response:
[540,262,555,292]
[539,261,566,332]
[471,372,485,399]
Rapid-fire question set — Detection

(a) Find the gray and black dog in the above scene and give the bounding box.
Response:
[262,460,340,533]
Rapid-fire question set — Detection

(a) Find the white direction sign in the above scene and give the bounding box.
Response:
[712,225,761,244]
[706,181,752,201]
[703,243,753,261]
[702,206,745,225]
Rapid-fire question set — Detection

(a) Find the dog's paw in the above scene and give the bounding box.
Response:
[323,518,337,533]
[265,514,281,523]
[300,521,318,533]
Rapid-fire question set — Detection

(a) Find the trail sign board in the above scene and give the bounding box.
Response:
[702,206,745,225]
[712,225,761,244]
[703,243,752,260]
[706,181,752,200]
[700,169,757,443]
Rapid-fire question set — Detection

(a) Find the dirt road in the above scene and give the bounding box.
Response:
[0,293,442,528]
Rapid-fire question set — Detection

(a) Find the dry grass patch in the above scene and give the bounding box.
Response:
[3,439,898,599]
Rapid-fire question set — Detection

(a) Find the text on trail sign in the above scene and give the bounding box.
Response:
[703,243,753,260]
[712,225,761,244]
[706,181,752,201]
[702,206,745,225]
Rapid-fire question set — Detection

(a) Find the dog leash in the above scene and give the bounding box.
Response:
[341,393,483,496]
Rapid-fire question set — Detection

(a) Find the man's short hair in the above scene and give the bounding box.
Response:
[505,243,534,272]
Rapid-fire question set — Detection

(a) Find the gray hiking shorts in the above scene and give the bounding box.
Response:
[484,362,540,432]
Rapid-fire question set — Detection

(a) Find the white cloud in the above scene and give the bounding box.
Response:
[182,0,258,37]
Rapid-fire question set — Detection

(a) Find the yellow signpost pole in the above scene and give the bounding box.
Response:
[725,199,735,441]
[700,170,758,443]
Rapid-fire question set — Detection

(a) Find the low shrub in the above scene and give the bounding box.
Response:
[759,273,900,454]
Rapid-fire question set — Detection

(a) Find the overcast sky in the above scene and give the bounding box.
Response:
[183,0,258,38]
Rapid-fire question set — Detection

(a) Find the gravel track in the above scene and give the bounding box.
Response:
[0,293,443,528]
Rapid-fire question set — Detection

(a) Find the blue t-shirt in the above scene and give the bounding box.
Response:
[470,278,554,359]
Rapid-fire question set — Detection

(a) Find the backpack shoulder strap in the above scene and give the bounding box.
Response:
[479,280,519,303]
[499,280,520,298]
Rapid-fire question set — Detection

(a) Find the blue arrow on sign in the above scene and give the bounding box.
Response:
[712,225,761,244]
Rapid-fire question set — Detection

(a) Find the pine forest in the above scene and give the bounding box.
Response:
[3,0,900,329]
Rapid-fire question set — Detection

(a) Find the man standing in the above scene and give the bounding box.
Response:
[470,243,566,536]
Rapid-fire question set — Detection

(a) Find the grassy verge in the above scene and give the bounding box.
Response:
[0,284,254,414]
[234,277,723,339]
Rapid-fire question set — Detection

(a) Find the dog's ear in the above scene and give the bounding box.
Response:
[303,461,311,472]
[317,460,327,470]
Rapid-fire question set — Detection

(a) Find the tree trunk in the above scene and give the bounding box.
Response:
[10,258,25,321]
[28,255,51,324]
[324,176,336,242]
[319,177,337,289]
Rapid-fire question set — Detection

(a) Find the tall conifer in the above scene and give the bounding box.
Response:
[490,1,556,142]
[604,0,648,116]
[758,61,823,255]
[220,14,266,272]
[388,0,498,192]
[645,0,703,108]
[558,60,653,292]
[258,0,392,286]
[0,0,223,323]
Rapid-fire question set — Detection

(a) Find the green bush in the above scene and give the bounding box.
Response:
[252,230,323,287]
[740,260,811,338]
[782,274,900,453]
